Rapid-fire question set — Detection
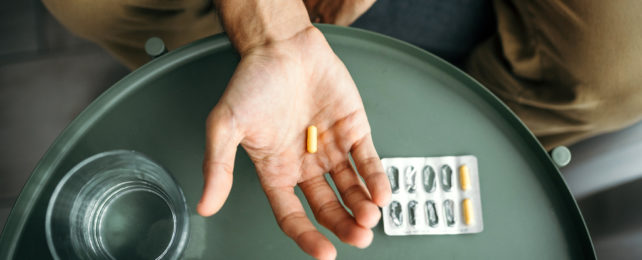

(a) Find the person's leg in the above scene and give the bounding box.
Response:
[466,0,642,149]
[43,0,223,69]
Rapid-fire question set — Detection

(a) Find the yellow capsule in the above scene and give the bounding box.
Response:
[462,198,474,225]
[306,125,317,153]
[459,164,471,191]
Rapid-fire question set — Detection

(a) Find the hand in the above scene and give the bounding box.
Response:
[197,27,391,259]
[304,0,376,26]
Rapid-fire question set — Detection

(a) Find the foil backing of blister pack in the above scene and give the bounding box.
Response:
[382,156,483,235]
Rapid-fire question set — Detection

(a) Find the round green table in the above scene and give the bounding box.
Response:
[0,25,594,259]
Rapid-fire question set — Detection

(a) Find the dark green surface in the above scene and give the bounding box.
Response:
[101,190,174,259]
[0,25,594,259]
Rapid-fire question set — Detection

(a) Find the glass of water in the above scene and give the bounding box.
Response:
[46,150,189,260]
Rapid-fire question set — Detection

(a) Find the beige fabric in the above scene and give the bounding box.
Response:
[43,0,223,69]
[43,0,642,149]
[466,1,642,149]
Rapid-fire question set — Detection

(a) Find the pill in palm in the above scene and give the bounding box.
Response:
[306,125,317,153]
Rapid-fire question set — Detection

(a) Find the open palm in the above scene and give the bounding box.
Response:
[197,28,391,260]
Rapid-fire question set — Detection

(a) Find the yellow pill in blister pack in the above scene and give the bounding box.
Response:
[459,164,471,191]
[306,125,317,153]
[462,198,474,225]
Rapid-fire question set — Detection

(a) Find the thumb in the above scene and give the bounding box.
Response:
[197,108,242,217]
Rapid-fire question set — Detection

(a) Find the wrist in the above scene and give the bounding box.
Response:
[215,0,314,55]
[243,26,333,81]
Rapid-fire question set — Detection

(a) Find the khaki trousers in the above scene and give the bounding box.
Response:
[466,1,642,149]
[43,0,223,69]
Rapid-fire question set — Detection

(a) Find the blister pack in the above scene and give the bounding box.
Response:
[381,156,483,235]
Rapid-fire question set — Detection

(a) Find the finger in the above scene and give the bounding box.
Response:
[351,134,391,206]
[299,175,373,248]
[264,186,337,260]
[329,160,381,228]
[315,0,339,23]
[334,0,376,26]
[197,108,241,217]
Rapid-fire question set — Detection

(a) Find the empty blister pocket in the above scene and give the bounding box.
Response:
[387,166,400,194]
[405,166,417,193]
[422,166,436,193]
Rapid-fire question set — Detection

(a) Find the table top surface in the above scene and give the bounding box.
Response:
[0,25,594,259]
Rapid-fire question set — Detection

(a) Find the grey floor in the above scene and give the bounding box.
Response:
[2,1,642,259]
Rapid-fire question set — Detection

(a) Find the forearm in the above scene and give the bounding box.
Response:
[214,0,313,55]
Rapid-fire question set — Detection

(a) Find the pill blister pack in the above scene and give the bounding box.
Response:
[382,156,483,236]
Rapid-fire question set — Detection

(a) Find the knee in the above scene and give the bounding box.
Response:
[42,0,121,41]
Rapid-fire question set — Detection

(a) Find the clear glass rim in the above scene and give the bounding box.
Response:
[45,150,189,260]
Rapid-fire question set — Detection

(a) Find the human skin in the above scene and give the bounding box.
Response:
[196,0,391,259]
